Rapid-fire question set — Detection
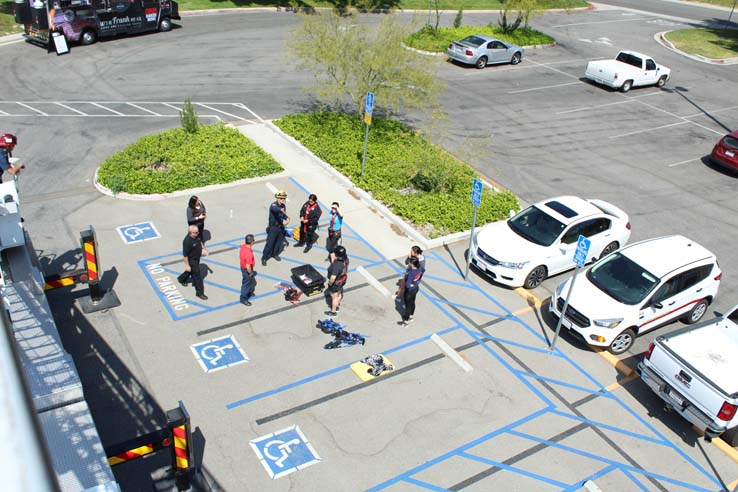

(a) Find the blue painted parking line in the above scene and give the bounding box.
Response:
[559,466,616,492]
[515,371,616,399]
[622,468,650,492]
[478,333,565,357]
[401,477,453,492]
[548,409,668,446]
[459,452,571,489]
[426,296,508,319]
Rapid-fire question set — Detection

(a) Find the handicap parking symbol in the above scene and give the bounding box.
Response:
[117,222,160,244]
[249,425,320,479]
[190,335,249,373]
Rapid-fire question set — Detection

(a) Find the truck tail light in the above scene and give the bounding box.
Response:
[717,401,737,421]
[645,342,654,360]
[466,50,473,56]
[626,222,631,231]
[714,272,722,281]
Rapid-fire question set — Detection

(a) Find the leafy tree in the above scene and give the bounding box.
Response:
[180,97,199,134]
[288,12,445,117]
[497,0,541,33]
[454,8,464,29]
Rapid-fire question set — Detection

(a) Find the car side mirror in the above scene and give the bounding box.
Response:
[652,301,663,309]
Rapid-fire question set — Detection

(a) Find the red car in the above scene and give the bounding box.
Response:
[711,130,738,172]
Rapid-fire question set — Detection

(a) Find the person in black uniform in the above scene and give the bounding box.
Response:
[325,245,349,317]
[294,193,322,253]
[261,190,290,267]
[178,225,209,300]
[186,195,207,242]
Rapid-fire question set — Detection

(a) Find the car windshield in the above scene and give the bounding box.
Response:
[507,206,565,247]
[723,135,738,150]
[460,36,486,48]
[586,252,659,305]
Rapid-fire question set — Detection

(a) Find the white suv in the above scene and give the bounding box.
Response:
[549,235,722,354]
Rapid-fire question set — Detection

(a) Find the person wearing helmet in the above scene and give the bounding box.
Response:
[325,245,349,317]
[261,190,290,267]
[0,133,24,183]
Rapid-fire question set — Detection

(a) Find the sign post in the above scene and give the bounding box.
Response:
[360,91,374,176]
[464,178,484,280]
[550,235,590,352]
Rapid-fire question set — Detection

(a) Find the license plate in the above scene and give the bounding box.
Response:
[475,261,486,271]
[665,387,684,406]
[726,150,735,157]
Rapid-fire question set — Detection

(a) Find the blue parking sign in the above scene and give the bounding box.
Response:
[117,222,160,244]
[190,335,249,373]
[573,235,591,268]
[250,425,321,479]
[365,91,374,115]
[471,178,483,207]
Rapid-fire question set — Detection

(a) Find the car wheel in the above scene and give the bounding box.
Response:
[621,80,633,93]
[510,52,521,65]
[475,56,488,69]
[723,426,738,447]
[159,17,172,32]
[682,299,708,324]
[80,29,97,46]
[656,75,667,88]
[523,265,547,289]
[607,328,635,355]
[598,241,619,260]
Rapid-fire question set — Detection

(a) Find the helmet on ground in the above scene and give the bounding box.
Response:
[0,134,17,149]
[275,190,287,199]
[333,246,347,260]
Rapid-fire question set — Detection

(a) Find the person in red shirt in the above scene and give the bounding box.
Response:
[239,234,256,306]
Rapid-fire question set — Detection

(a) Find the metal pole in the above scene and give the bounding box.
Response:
[729,0,737,23]
[550,265,580,351]
[360,122,369,176]
[464,205,478,280]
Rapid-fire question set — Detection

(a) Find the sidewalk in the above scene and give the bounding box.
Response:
[237,121,420,260]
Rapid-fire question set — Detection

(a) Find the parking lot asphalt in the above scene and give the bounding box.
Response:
[2,3,738,491]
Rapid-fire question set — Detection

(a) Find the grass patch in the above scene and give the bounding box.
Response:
[688,0,737,7]
[406,24,555,52]
[665,28,738,60]
[0,2,23,36]
[174,0,587,11]
[275,112,518,238]
[97,123,282,194]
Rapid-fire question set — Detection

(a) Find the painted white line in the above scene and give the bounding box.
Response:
[90,102,124,116]
[356,266,393,298]
[463,57,607,76]
[265,182,278,195]
[557,99,632,115]
[552,17,651,28]
[162,102,182,112]
[682,105,738,119]
[0,109,8,115]
[667,157,701,167]
[16,102,48,116]
[525,59,581,80]
[54,102,87,116]
[508,81,581,94]
[431,333,473,372]
[609,121,688,139]
[234,102,266,123]
[688,121,724,136]
[636,99,725,136]
[127,102,161,116]
[196,103,248,121]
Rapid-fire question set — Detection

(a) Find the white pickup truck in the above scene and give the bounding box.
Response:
[637,304,738,446]
[584,51,671,93]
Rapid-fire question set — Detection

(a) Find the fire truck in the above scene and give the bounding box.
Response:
[14,0,179,46]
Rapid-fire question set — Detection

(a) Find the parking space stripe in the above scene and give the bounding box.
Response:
[54,102,87,116]
[460,452,571,488]
[667,157,702,167]
[609,121,688,139]
[551,18,651,28]
[507,81,581,94]
[551,409,668,445]
[17,102,47,116]
[90,102,124,115]
[196,103,249,121]
[126,102,161,116]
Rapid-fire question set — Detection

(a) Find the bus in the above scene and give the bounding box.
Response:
[14,0,180,47]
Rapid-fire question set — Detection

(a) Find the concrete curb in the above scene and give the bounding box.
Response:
[655,31,738,65]
[403,41,557,58]
[93,168,289,201]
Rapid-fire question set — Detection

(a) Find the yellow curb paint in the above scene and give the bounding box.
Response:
[592,347,636,377]
[514,287,543,309]
[605,373,638,392]
[727,478,737,491]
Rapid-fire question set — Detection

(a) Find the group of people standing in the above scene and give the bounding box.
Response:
[178,190,347,311]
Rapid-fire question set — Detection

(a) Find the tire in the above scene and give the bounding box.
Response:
[523,265,547,289]
[723,426,738,447]
[621,80,633,93]
[598,241,619,261]
[80,29,97,46]
[608,328,636,355]
[159,17,172,32]
[656,75,667,88]
[475,56,488,69]
[510,52,521,65]
[682,299,708,324]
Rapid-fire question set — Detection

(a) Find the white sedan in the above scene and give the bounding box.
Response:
[469,196,631,289]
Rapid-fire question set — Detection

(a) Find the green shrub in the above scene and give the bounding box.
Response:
[405,25,554,53]
[275,112,518,237]
[180,97,199,134]
[97,123,282,194]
